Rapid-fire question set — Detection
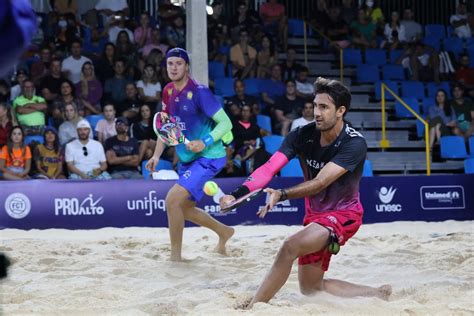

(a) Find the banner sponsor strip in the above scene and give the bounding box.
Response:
[1,175,473,229]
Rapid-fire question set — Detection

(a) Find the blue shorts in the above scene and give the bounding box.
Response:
[177,156,226,202]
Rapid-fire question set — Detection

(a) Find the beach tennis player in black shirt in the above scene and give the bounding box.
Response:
[221,77,391,308]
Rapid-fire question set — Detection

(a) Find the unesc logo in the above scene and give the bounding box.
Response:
[376,186,402,212]
[4,193,31,219]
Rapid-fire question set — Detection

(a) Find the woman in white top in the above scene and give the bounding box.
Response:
[95,103,117,145]
[136,64,162,109]
[58,103,92,145]
[383,11,406,50]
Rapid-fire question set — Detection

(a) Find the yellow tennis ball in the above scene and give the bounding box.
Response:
[204,181,219,196]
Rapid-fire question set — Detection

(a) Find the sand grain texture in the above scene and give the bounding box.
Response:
[1,221,473,315]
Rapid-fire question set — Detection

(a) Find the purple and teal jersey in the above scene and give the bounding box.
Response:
[159,78,226,163]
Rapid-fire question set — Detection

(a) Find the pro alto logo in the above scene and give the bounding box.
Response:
[376,186,402,212]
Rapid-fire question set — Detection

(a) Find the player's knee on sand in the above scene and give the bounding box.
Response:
[299,281,324,296]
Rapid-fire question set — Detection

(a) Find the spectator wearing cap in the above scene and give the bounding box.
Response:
[58,103,92,145]
[62,40,92,84]
[96,103,118,145]
[13,79,47,136]
[9,69,29,102]
[105,116,141,179]
[65,119,111,180]
[33,126,65,179]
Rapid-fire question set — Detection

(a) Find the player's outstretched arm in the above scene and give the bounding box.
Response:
[219,151,289,209]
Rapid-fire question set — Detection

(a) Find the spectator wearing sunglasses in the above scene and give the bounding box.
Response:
[65,119,111,180]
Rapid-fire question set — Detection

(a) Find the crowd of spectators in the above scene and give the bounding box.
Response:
[0,0,472,180]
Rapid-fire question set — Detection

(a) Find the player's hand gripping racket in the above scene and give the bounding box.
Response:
[220,189,263,213]
[154,112,190,146]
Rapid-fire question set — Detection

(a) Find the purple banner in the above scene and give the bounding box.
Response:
[0,175,473,229]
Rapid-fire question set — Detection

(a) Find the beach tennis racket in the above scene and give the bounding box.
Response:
[220,189,263,213]
[154,112,190,146]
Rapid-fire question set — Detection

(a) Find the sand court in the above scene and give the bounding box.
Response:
[1,220,473,315]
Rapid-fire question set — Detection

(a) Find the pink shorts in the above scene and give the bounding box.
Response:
[298,206,363,271]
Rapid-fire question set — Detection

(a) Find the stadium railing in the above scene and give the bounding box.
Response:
[305,21,344,82]
[380,83,431,176]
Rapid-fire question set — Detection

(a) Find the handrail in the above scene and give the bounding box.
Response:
[304,21,344,82]
[380,83,431,176]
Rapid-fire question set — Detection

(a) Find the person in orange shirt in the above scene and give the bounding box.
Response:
[0,126,31,180]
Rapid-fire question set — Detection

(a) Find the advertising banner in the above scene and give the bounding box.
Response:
[0,175,472,229]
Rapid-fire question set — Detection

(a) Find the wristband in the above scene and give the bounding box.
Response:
[278,189,288,202]
[201,134,214,147]
[230,185,250,199]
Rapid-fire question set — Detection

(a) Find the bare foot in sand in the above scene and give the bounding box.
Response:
[377,284,392,300]
[169,256,193,263]
[214,226,235,255]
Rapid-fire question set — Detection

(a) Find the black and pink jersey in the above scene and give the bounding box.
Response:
[279,122,367,213]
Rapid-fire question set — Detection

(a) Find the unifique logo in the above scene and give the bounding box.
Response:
[376,186,402,212]
[5,193,31,219]
[54,194,104,216]
[187,91,193,100]
[127,190,165,216]
[420,186,465,210]
[378,186,397,203]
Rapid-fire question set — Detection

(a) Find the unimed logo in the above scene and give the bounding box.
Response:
[420,185,465,210]
[376,186,402,212]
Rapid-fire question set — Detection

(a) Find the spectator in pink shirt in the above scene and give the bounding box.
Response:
[259,0,287,50]
[134,13,153,49]
[142,28,169,58]
[96,103,117,145]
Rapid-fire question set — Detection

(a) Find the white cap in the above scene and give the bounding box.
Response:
[76,119,91,129]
